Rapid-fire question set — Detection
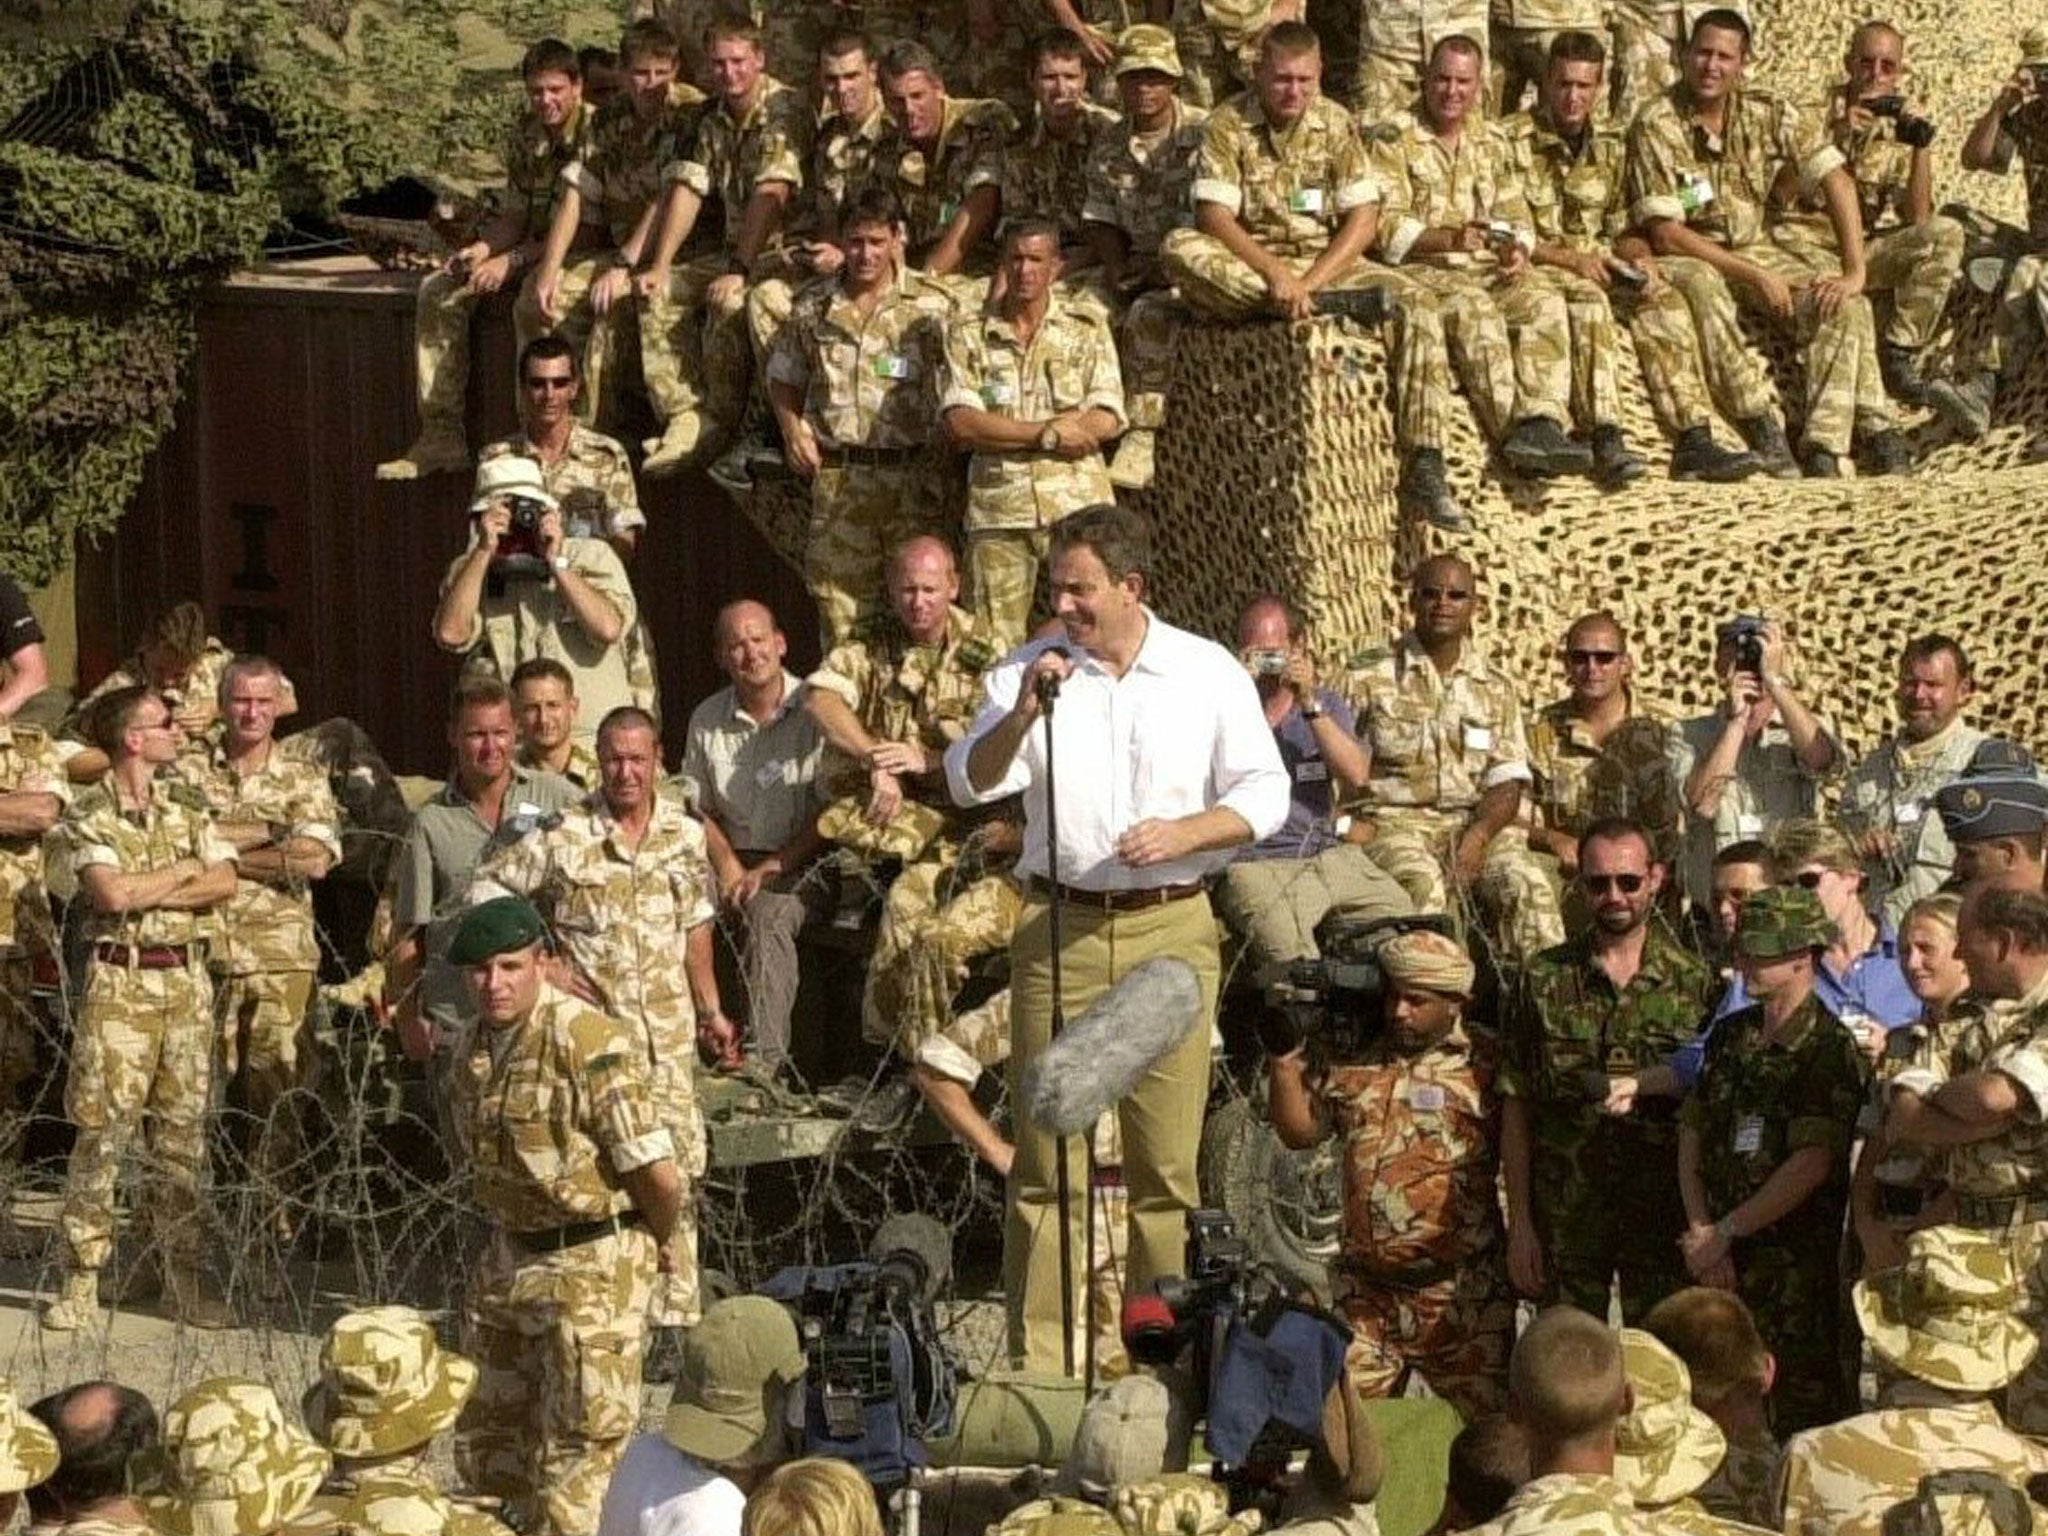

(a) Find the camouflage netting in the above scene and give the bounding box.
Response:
[0,0,617,585]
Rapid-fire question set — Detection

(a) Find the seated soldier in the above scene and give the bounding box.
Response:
[1371,35,1610,486]
[870,41,1018,286]
[1160,22,1473,530]
[1506,31,1763,482]
[998,28,1120,282]
[1641,1287,1782,1530]
[524,21,706,434]
[635,16,812,475]
[1625,8,1911,479]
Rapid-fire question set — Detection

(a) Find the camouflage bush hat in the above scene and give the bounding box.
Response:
[1115,24,1184,78]
[133,1378,332,1536]
[1732,885,1835,960]
[662,1296,805,1466]
[447,896,546,966]
[1053,1374,1193,1500]
[1109,1475,1261,1536]
[990,1500,1119,1536]
[0,1376,57,1494]
[301,1306,480,1458]
[1379,930,1476,999]
[1612,1329,1727,1507]
[468,456,557,515]
[1854,1228,2040,1393]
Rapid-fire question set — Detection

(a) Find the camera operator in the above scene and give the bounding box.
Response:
[1668,615,1838,911]
[1215,596,1413,969]
[431,457,640,739]
[1265,930,1513,1421]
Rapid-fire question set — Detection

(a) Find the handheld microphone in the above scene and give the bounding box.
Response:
[1034,642,1071,704]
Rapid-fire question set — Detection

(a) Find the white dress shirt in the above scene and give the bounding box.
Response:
[945,613,1290,890]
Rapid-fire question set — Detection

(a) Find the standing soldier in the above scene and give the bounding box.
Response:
[43,686,238,1332]
[511,659,599,792]
[1502,820,1714,1325]
[1678,885,1867,1435]
[475,706,733,1340]
[765,187,962,647]
[378,40,596,481]
[177,654,340,1240]
[1267,931,1514,1420]
[447,896,681,1536]
[0,699,66,1161]
[1344,0,1489,122]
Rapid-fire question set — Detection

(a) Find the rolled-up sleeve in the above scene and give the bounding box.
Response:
[946,661,1029,807]
[1985,1039,2048,1124]
[1210,662,1289,843]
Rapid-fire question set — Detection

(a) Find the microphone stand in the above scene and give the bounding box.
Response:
[1035,663,1091,1389]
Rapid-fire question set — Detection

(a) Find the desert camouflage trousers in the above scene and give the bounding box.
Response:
[407,269,486,436]
[456,1224,657,1536]
[1120,289,1183,432]
[60,959,214,1274]
[1159,231,1452,452]
[1214,844,1415,967]
[1608,1,1683,129]
[1651,255,1781,429]
[1367,811,1565,967]
[214,967,315,1218]
[1394,265,1574,436]
[632,253,751,436]
[513,259,613,425]
[968,527,1053,652]
[865,867,1022,1055]
[804,457,954,648]
[646,1041,704,1331]
[1335,1252,1514,1423]
[1773,216,1965,352]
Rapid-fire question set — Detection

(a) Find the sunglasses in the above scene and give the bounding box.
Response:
[1581,872,1647,894]
[1416,586,1473,601]
[1566,648,1622,667]
[1793,870,1829,889]
[523,375,576,391]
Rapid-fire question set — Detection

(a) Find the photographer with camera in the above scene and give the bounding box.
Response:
[432,456,641,739]
[1668,615,1839,912]
[1214,596,1412,969]
[1266,928,1513,1421]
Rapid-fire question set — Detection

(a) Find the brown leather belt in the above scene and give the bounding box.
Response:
[820,444,920,466]
[94,943,197,970]
[1028,877,1204,912]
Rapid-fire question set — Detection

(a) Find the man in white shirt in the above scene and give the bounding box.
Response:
[947,503,1289,1376]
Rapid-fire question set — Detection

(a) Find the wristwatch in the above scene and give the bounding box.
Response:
[1300,702,1323,720]
[1038,423,1061,451]
[551,554,570,573]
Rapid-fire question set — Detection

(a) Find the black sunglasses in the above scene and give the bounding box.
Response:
[1581,872,1647,894]
[1793,870,1828,889]
[1566,648,1622,667]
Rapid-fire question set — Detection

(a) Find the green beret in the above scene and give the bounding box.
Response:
[1734,885,1835,961]
[448,897,547,966]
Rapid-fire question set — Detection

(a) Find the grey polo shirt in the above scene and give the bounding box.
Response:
[679,672,825,855]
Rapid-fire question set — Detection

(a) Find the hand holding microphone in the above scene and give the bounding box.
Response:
[1019,643,1075,720]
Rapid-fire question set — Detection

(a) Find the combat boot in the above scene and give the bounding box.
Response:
[1108,428,1155,490]
[641,412,709,478]
[1590,425,1648,488]
[1798,443,1843,479]
[1396,449,1471,532]
[1668,425,1761,482]
[374,425,471,481]
[1500,416,1594,478]
[166,1265,236,1331]
[41,1270,100,1332]
[1877,340,1929,406]
[1857,428,1915,477]
[1736,414,1800,479]
[1924,372,1995,438]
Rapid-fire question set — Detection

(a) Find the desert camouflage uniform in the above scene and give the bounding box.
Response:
[293,1469,513,1536]
[411,102,595,446]
[1605,0,1752,129]
[1770,92,1965,355]
[1463,1472,1663,1536]
[1527,695,1685,863]
[641,77,811,441]
[876,864,1023,1058]
[1503,924,1713,1319]
[1624,84,1893,458]
[0,722,66,1144]
[477,793,716,1328]
[178,732,341,1209]
[1694,1425,1781,1530]
[1505,105,1766,438]
[52,778,237,1278]
[1350,634,1564,966]
[1490,0,1604,115]
[1837,718,1987,930]
[452,981,673,1536]
[517,83,706,429]
[1319,1021,1512,1420]
[516,740,601,793]
[1894,978,2048,1432]
[478,426,659,713]
[1168,0,1271,108]
[763,265,963,644]
[1001,101,1121,256]
[1162,94,1455,458]
[1338,0,1491,121]
[1777,1401,2048,1536]
[1965,97,2048,380]
[937,297,1127,647]
[1083,99,1208,436]
[1372,111,1577,440]
[872,96,1017,276]
[1683,994,1867,1434]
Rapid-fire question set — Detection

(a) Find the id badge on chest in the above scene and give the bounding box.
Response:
[1410,1083,1446,1113]
[1733,1114,1764,1156]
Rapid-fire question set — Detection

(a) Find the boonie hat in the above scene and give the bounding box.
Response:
[0,1376,56,1495]
[2021,25,2048,65]
[1054,1374,1193,1499]
[1935,776,2048,844]
[1613,1329,1727,1507]
[1111,1475,1260,1536]
[1854,1228,2040,1393]
[1733,885,1835,960]
[468,457,558,515]
[1379,930,1476,999]
[990,1501,1119,1536]
[447,896,547,966]
[1114,24,1184,79]
[302,1307,480,1458]
[662,1296,805,1466]
[133,1378,332,1536]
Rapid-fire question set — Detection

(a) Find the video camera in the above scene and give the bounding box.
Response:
[1863,95,1936,147]
[1258,911,1460,1060]
[488,493,553,582]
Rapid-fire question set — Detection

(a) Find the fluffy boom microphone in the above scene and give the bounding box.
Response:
[1020,956,1205,1135]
